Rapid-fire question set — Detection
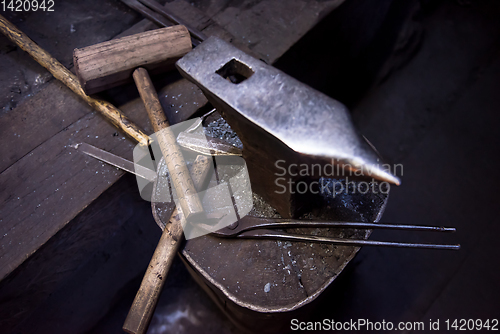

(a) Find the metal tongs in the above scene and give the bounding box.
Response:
[204,215,459,250]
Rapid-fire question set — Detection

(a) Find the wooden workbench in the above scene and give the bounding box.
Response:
[0,0,346,331]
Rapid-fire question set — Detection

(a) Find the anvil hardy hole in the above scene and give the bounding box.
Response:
[216,58,254,84]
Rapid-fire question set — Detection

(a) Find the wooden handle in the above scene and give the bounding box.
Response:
[0,14,150,146]
[133,67,204,220]
[123,155,211,334]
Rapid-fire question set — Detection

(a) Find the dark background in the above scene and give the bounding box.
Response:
[276,0,500,332]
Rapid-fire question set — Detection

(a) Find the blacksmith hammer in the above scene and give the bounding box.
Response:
[73,27,210,334]
[73,26,204,222]
[176,37,401,218]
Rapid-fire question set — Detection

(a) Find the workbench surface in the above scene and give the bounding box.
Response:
[0,0,344,284]
[0,0,344,331]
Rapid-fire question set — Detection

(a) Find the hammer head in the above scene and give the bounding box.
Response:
[73,26,192,95]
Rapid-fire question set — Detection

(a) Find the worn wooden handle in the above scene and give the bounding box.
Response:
[133,67,204,220]
[0,14,150,146]
[123,155,211,334]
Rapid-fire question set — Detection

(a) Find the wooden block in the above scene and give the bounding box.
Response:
[73,25,192,95]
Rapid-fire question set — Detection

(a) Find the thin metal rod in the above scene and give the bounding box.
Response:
[211,216,457,237]
[244,219,456,232]
[238,229,460,250]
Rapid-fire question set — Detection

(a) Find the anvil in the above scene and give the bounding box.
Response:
[176,37,400,218]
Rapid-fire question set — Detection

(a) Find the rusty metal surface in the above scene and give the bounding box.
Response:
[186,188,387,310]
[153,183,388,332]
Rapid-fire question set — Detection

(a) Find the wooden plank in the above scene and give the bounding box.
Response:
[166,0,263,60]
[0,9,173,281]
[0,96,150,281]
[0,0,346,284]
[205,0,346,64]
[0,76,210,282]
[0,1,139,112]
[0,81,89,173]
[0,81,202,332]
[0,7,172,175]
[114,18,158,39]
[158,78,208,125]
[0,174,159,333]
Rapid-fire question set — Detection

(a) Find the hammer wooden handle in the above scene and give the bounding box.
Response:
[0,14,150,147]
[133,67,204,220]
[123,155,211,334]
